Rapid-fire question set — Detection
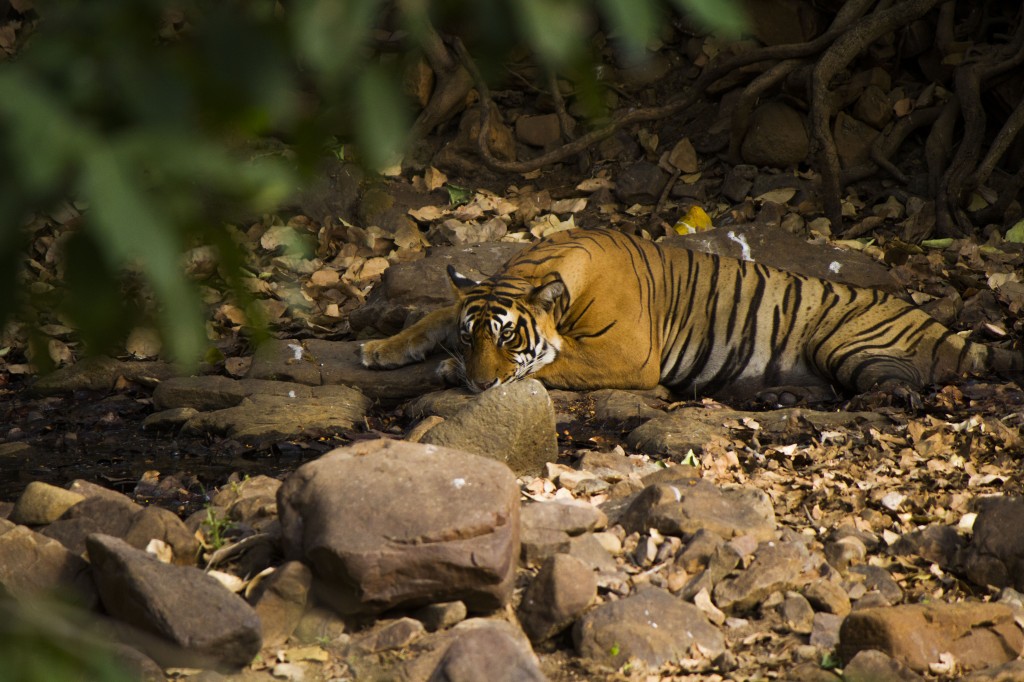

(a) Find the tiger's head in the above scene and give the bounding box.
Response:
[446,264,565,392]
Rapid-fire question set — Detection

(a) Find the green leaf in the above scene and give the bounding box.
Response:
[0,72,87,192]
[1006,219,1024,243]
[354,66,410,171]
[921,238,955,249]
[79,146,205,365]
[514,0,590,67]
[446,185,473,207]
[292,0,381,86]
[671,0,747,37]
[598,0,658,55]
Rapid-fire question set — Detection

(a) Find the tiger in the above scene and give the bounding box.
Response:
[360,228,1023,404]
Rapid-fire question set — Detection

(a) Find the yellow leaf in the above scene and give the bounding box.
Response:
[672,206,713,235]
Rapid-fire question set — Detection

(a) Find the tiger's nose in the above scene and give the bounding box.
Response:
[471,378,501,392]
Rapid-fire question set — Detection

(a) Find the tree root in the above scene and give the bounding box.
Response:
[415,1,1024,240]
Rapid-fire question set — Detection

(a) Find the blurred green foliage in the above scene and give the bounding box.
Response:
[0,0,743,367]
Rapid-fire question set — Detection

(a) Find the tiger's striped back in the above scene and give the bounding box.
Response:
[449,228,1021,399]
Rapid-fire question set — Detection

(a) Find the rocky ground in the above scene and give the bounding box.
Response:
[5,3,1024,679]
[3,224,1024,681]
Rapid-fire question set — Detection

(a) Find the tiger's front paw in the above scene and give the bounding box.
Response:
[361,339,419,369]
[437,357,464,385]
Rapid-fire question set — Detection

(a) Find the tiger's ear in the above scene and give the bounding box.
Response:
[447,265,479,297]
[528,279,565,312]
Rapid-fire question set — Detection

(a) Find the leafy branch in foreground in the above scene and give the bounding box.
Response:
[0,0,744,367]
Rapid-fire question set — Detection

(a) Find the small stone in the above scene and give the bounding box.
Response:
[515,113,564,148]
[780,591,815,634]
[41,496,142,556]
[142,407,199,431]
[825,535,867,571]
[0,524,96,607]
[354,617,425,653]
[518,554,597,643]
[843,649,925,682]
[414,601,468,632]
[123,506,200,565]
[10,481,85,525]
[741,101,809,168]
[521,500,606,536]
[427,619,545,682]
[293,607,346,645]
[803,579,852,617]
[615,161,668,205]
[251,561,313,647]
[809,612,843,650]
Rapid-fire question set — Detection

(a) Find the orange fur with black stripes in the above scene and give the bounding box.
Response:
[361,229,1022,401]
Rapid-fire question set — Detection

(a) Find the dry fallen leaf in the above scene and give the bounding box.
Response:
[126,327,163,359]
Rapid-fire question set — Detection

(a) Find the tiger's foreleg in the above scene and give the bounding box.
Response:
[360,306,458,370]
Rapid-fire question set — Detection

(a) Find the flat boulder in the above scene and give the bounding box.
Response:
[86,534,262,669]
[180,385,370,443]
[277,439,519,614]
[574,586,725,668]
[628,407,888,458]
[667,222,899,291]
[421,379,558,476]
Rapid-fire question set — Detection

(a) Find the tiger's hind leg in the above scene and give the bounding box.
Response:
[360,306,458,369]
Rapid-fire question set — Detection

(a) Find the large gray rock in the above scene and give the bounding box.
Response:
[349,242,526,336]
[278,439,519,615]
[574,587,725,668]
[421,379,558,476]
[621,479,777,542]
[86,534,262,669]
[0,524,97,608]
[838,602,1024,673]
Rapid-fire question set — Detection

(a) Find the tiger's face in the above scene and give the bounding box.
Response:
[447,265,565,392]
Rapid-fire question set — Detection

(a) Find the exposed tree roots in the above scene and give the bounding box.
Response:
[414,0,1024,239]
